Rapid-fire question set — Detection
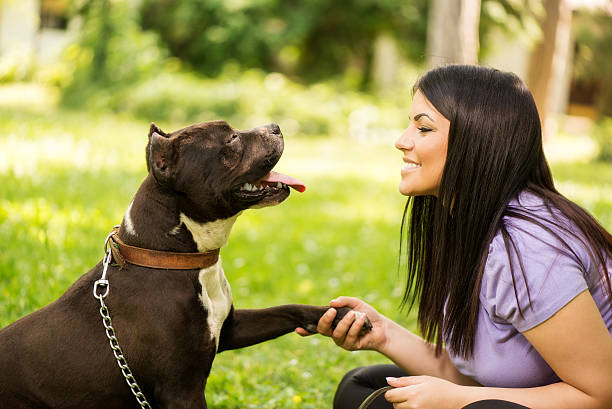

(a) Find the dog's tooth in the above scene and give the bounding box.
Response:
[277,182,282,188]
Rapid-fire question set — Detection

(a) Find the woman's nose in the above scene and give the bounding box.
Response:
[395,129,414,151]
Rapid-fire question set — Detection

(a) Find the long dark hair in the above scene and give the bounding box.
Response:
[400,65,612,359]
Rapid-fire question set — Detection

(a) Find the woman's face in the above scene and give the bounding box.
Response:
[395,90,450,197]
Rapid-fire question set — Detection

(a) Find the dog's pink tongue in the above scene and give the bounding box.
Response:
[261,171,306,192]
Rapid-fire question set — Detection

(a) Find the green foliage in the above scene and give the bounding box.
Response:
[64,66,413,139]
[593,117,612,163]
[138,0,429,86]
[0,54,36,84]
[59,0,419,133]
[61,0,168,107]
[479,0,543,59]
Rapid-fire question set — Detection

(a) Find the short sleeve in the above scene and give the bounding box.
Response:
[480,228,589,332]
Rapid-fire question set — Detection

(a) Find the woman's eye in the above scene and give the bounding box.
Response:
[417,127,433,133]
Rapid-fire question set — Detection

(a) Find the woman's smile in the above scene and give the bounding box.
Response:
[401,160,422,172]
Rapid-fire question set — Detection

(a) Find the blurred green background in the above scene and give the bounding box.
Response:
[1,0,611,408]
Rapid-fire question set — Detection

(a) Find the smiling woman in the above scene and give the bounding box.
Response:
[302,65,612,409]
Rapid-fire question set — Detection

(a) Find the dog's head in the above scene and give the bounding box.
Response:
[146,120,305,223]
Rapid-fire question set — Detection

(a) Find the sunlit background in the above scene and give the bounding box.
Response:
[1,0,611,407]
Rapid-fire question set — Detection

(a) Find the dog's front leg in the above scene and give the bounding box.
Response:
[217,305,370,352]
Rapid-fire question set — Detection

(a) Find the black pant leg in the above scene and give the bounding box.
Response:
[462,400,530,409]
[333,364,408,409]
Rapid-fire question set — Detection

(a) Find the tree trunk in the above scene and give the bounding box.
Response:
[526,0,572,142]
[426,0,482,67]
[372,33,400,92]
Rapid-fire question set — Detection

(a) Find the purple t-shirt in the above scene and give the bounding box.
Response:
[448,191,612,387]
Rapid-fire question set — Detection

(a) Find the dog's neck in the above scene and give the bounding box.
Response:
[118,175,238,253]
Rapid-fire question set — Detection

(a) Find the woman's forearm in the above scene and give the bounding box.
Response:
[377,318,479,386]
[457,381,607,409]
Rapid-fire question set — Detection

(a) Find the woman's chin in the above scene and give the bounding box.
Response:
[399,183,437,197]
[398,183,415,196]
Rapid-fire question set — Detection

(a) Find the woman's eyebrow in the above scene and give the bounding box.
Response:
[413,113,433,121]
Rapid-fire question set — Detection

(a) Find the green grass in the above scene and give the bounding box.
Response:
[1,105,612,408]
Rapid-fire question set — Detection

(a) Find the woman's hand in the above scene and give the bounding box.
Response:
[297,296,390,352]
[384,376,467,409]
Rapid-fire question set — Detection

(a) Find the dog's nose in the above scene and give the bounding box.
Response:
[268,123,281,135]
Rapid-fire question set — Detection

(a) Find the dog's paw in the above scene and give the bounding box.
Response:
[332,307,373,336]
[303,323,318,334]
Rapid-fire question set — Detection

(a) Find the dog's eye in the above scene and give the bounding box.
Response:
[228,134,239,143]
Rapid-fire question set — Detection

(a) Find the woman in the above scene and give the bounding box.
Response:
[297,65,612,409]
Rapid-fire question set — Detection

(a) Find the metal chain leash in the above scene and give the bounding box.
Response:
[93,229,152,409]
[358,386,394,409]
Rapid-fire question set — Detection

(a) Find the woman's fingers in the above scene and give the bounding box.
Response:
[295,327,312,336]
[384,383,416,403]
[330,296,362,309]
[384,377,428,406]
[332,310,358,345]
[386,376,422,388]
[344,311,368,345]
[330,297,381,324]
[317,308,337,336]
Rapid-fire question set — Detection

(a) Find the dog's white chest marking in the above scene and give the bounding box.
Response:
[198,261,233,350]
[181,213,239,349]
[180,213,239,251]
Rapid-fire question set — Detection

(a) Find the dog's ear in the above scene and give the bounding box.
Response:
[147,126,177,187]
[148,122,167,138]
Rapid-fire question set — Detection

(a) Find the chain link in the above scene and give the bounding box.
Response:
[94,244,152,409]
[97,296,152,409]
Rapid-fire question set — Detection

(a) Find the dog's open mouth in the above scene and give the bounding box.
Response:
[235,171,306,207]
[238,171,306,193]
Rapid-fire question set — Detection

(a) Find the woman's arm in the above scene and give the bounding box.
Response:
[379,317,479,386]
[306,296,479,386]
[385,290,612,409]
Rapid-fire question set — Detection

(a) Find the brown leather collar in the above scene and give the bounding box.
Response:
[106,227,220,270]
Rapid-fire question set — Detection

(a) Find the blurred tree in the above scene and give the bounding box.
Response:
[572,8,612,118]
[526,0,572,141]
[478,0,543,60]
[62,0,166,106]
[426,0,482,67]
[137,0,428,88]
[87,0,113,83]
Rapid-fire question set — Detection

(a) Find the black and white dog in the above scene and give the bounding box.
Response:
[0,121,369,409]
